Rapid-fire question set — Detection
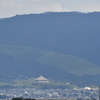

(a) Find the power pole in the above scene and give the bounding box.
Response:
[62,3,64,12]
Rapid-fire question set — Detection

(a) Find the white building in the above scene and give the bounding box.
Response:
[34,75,49,83]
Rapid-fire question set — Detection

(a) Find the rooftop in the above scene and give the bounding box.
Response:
[34,75,48,81]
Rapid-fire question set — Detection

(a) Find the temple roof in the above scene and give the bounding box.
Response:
[34,75,48,81]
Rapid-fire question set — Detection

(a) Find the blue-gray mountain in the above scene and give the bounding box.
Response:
[0,12,100,86]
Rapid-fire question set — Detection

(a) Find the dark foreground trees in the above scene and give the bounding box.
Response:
[12,97,36,100]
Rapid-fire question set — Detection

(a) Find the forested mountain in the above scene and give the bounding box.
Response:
[0,12,100,86]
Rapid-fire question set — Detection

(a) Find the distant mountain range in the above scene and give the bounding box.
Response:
[1,12,100,86]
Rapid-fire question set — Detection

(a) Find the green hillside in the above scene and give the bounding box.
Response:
[0,44,100,76]
[36,53,100,75]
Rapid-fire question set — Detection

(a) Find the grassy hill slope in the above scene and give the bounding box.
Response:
[0,44,100,77]
[36,53,100,75]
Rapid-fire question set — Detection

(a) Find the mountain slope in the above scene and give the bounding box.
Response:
[36,53,100,75]
[0,44,100,77]
[1,12,100,86]
[0,12,100,66]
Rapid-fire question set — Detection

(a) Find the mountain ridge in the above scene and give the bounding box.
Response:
[1,12,100,66]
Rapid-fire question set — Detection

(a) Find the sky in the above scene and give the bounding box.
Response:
[0,0,100,18]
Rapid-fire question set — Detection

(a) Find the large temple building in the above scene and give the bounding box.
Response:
[34,75,49,83]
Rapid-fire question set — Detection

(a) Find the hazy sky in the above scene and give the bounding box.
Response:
[0,0,100,18]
